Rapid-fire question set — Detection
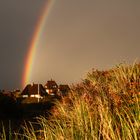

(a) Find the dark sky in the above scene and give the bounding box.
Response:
[0,0,140,90]
[0,0,45,89]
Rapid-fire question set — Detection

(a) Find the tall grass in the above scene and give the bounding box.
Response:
[1,63,140,140]
[0,123,6,140]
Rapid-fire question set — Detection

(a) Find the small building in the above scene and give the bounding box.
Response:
[21,83,47,99]
[59,85,70,96]
[12,89,21,98]
[44,80,58,95]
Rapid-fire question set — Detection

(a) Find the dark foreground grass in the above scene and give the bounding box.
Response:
[0,63,140,140]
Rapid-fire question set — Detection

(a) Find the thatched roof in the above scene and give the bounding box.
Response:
[44,80,58,89]
[21,84,47,96]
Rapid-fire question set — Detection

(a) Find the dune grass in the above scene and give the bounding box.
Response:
[1,62,140,140]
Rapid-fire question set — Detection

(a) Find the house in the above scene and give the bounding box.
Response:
[58,85,70,96]
[12,89,21,98]
[21,83,47,99]
[44,80,58,95]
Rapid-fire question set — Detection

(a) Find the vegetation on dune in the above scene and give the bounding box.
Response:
[1,63,140,140]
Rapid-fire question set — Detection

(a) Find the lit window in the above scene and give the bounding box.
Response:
[31,95,35,97]
[22,95,28,98]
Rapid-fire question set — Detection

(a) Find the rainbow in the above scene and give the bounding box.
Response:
[22,0,54,88]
